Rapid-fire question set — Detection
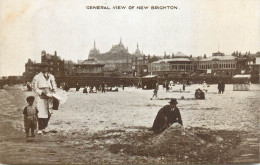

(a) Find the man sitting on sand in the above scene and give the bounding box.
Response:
[151,98,183,133]
[195,88,205,100]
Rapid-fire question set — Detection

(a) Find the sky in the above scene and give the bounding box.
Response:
[0,0,259,76]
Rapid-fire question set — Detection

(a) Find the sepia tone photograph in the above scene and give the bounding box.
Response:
[0,0,259,164]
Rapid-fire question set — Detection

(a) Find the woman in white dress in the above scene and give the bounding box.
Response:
[31,63,57,134]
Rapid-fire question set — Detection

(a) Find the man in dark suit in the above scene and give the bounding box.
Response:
[151,98,183,133]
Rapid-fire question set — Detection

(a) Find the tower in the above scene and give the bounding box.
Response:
[89,40,100,59]
[119,37,122,45]
[135,43,141,55]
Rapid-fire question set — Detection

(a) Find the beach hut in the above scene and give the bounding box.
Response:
[141,75,158,89]
[233,74,251,91]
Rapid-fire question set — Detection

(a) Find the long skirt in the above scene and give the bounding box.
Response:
[38,118,50,130]
[36,96,53,130]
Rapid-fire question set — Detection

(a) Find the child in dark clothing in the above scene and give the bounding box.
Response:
[23,96,38,137]
[151,89,158,100]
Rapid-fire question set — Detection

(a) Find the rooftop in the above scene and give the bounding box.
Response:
[173,52,189,58]
[200,55,236,61]
[76,59,105,66]
[43,54,61,60]
[152,58,191,64]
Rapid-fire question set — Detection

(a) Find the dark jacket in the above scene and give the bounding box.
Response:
[151,105,183,133]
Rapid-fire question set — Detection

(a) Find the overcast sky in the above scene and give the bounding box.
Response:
[0,0,259,76]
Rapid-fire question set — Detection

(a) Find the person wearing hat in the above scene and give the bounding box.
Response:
[151,98,183,133]
[31,62,57,134]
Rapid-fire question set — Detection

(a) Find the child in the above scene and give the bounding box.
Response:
[151,88,158,100]
[23,96,38,137]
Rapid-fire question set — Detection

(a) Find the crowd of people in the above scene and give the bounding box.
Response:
[60,81,119,94]
[81,82,120,93]
[162,80,191,92]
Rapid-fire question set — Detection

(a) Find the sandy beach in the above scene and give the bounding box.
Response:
[0,84,259,164]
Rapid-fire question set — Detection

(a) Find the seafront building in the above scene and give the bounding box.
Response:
[23,51,65,82]
[74,59,105,76]
[88,39,134,74]
[149,52,194,77]
[195,53,237,77]
[22,41,260,84]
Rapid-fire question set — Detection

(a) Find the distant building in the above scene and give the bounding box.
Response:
[88,41,100,59]
[196,55,237,76]
[212,51,225,56]
[23,46,259,83]
[248,52,260,83]
[134,43,142,56]
[23,50,65,82]
[149,52,194,76]
[163,51,171,59]
[109,38,129,54]
[132,55,150,76]
[64,60,76,77]
[41,50,65,77]
[88,39,139,74]
[23,59,42,82]
[131,44,152,76]
[74,59,104,76]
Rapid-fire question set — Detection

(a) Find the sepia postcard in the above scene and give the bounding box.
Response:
[0,0,259,164]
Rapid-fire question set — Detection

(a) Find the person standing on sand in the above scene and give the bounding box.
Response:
[165,81,169,92]
[151,88,158,100]
[155,82,159,90]
[220,81,225,94]
[101,81,105,93]
[76,83,80,92]
[31,62,57,134]
[151,98,183,133]
[218,81,225,94]
[23,96,38,137]
[218,81,222,94]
